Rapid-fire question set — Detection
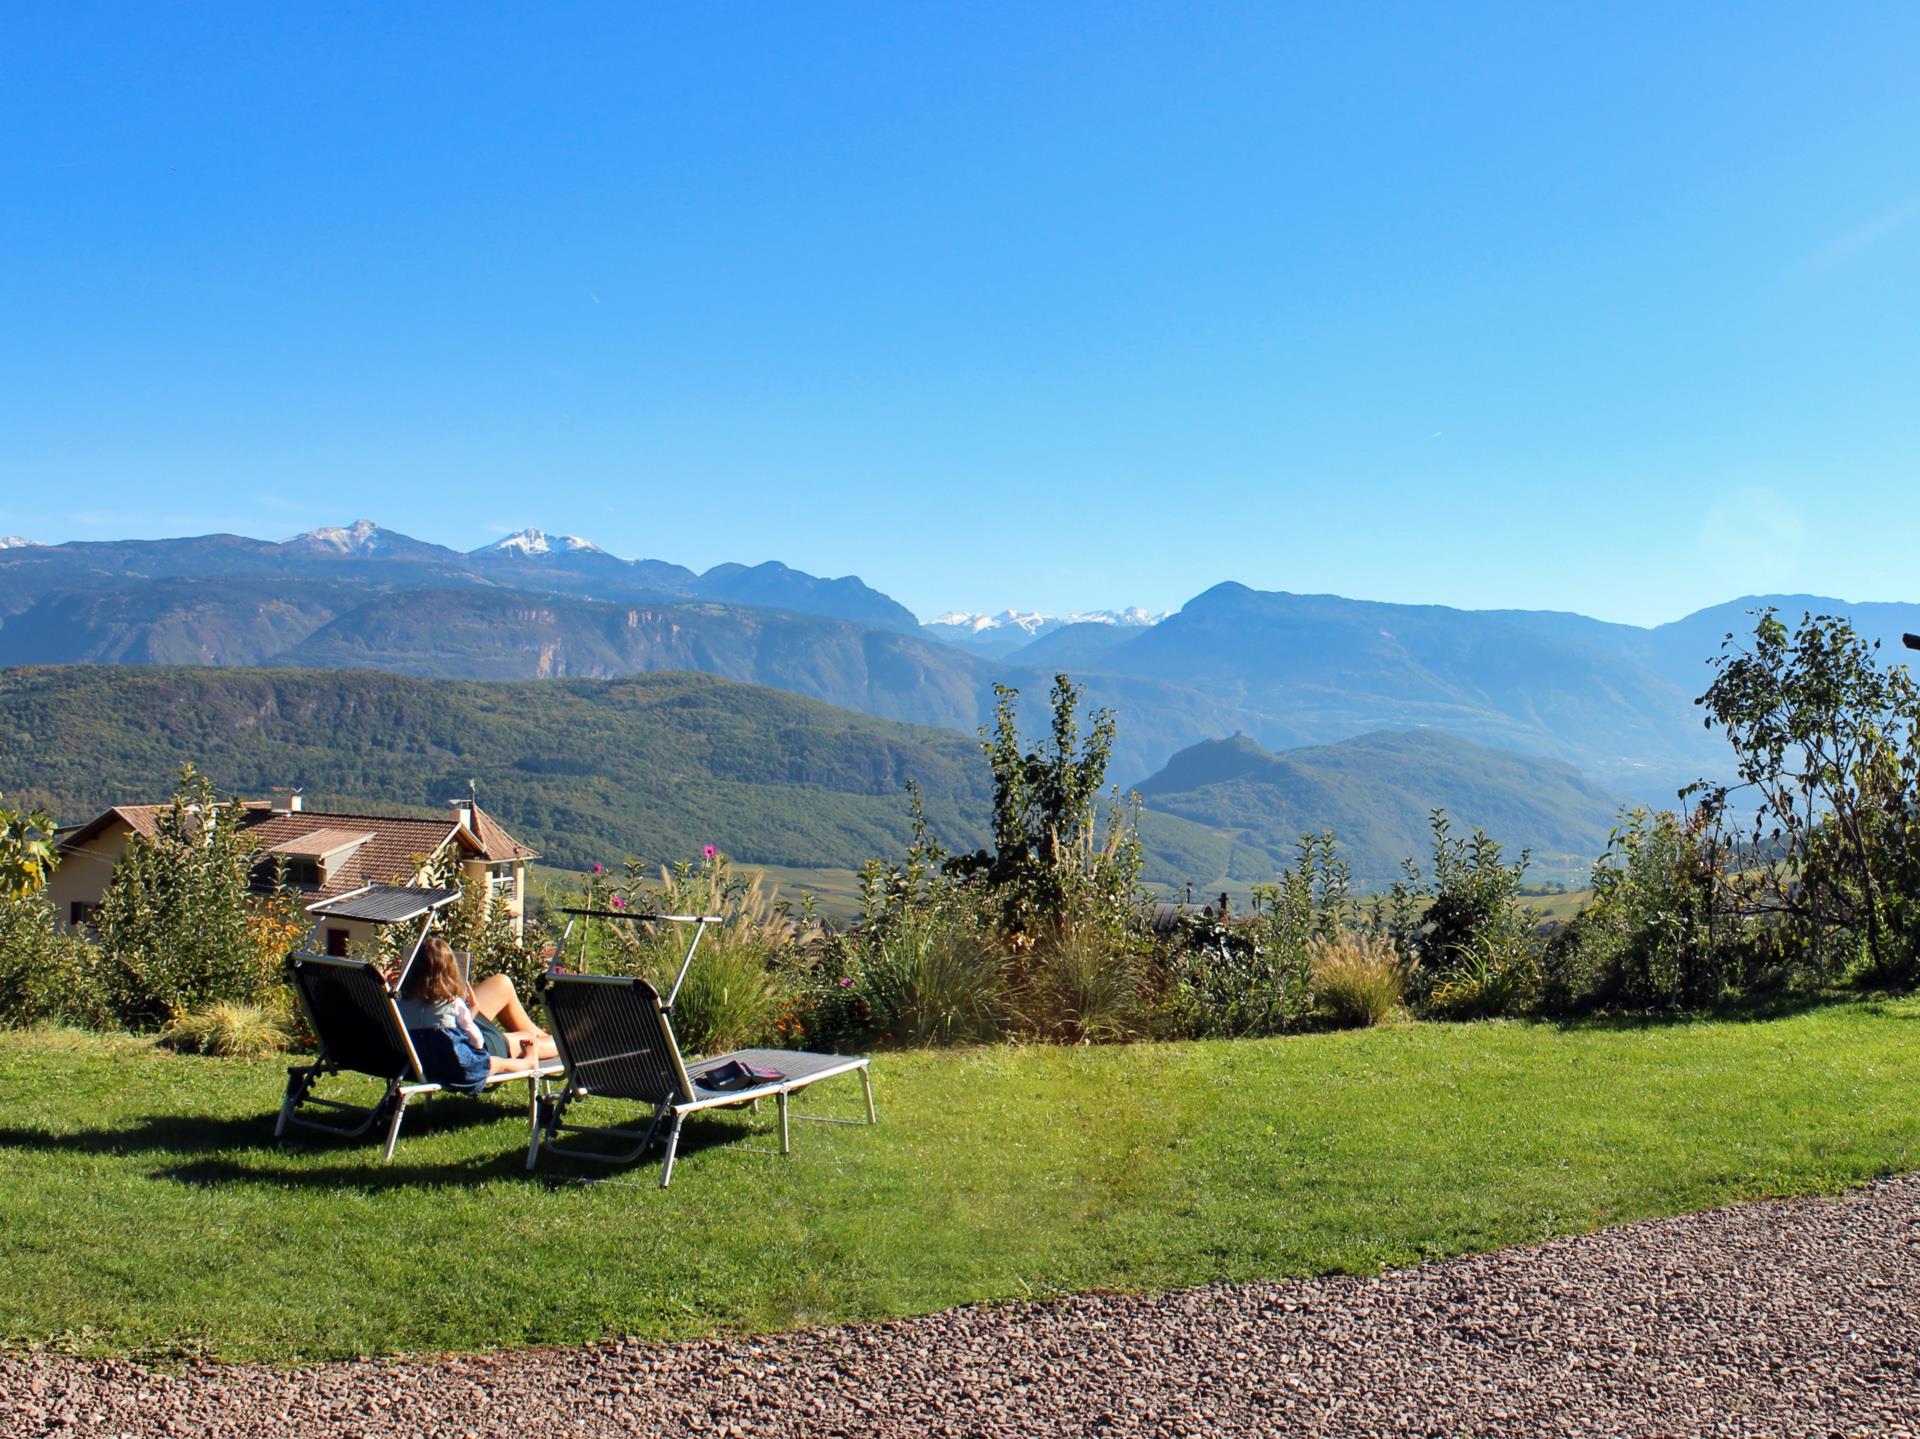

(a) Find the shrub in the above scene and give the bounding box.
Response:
[94,767,296,1029]
[580,851,804,1054]
[1543,807,1738,1013]
[946,676,1147,948]
[860,908,1009,1047]
[1380,811,1543,1018]
[0,892,110,1029]
[1020,926,1143,1044]
[1426,933,1540,1020]
[159,998,295,1059]
[1309,931,1405,1028]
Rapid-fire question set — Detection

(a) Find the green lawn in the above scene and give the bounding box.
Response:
[3,1000,1918,1364]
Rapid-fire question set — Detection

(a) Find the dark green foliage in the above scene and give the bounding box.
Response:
[1543,808,1734,1013]
[0,665,994,873]
[0,890,108,1029]
[1380,813,1542,1018]
[1165,832,1350,1038]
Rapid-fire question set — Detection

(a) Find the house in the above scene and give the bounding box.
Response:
[50,791,538,954]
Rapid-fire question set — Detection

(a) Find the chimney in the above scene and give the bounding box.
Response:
[271,788,304,814]
[449,797,474,833]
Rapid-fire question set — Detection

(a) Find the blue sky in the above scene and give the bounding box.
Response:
[2,4,1916,625]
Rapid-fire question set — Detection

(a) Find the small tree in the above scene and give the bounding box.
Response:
[1696,610,1920,980]
[1390,811,1541,1017]
[950,675,1145,944]
[1543,806,1734,1012]
[94,766,284,1029]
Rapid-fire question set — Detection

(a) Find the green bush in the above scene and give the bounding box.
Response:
[1378,812,1543,1018]
[0,892,110,1030]
[1543,807,1739,1013]
[859,908,1009,1047]
[94,768,296,1029]
[1308,931,1405,1028]
[1020,926,1144,1044]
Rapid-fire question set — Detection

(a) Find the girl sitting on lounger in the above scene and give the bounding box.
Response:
[397,938,547,1087]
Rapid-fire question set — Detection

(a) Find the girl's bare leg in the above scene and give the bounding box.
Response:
[470,974,545,1035]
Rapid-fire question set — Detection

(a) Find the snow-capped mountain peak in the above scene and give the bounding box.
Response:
[478,527,608,558]
[0,536,41,550]
[285,518,385,554]
[925,607,1163,634]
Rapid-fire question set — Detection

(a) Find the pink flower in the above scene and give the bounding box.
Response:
[591,863,603,875]
[703,844,718,860]
[838,976,853,988]
[610,895,625,909]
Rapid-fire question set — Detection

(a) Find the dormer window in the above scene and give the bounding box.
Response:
[265,829,376,890]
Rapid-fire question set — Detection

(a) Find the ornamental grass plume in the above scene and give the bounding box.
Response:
[1308,932,1407,1029]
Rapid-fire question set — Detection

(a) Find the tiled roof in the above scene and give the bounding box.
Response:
[243,811,461,898]
[468,802,539,861]
[57,798,539,898]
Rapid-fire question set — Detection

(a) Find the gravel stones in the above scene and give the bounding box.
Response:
[5,1174,1918,1437]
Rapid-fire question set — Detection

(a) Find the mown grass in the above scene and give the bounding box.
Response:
[2,998,1918,1364]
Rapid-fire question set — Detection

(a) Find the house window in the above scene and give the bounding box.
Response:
[69,901,96,928]
[326,928,350,957]
[284,860,322,889]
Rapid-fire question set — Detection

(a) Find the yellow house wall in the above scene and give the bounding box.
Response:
[47,827,132,928]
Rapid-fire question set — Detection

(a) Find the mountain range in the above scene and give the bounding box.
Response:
[2,520,1917,810]
[922,607,1163,658]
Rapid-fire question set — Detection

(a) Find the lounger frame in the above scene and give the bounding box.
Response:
[527,969,875,1186]
[277,952,563,1161]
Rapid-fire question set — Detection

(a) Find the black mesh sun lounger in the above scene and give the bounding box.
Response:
[527,970,876,1186]
[277,952,564,1161]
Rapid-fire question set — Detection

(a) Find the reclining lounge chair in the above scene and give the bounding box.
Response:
[277,952,564,1161]
[528,969,875,1186]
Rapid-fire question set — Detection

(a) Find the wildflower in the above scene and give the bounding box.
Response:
[610,894,625,909]
[703,844,718,860]
[591,863,603,875]
[838,976,853,988]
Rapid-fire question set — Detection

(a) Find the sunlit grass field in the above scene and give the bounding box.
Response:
[2,997,1916,1364]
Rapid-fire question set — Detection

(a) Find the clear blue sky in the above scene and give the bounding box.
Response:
[3,4,1916,625]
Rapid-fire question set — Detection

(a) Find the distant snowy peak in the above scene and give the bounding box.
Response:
[926,607,1164,635]
[478,527,608,558]
[285,518,386,555]
[0,536,41,549]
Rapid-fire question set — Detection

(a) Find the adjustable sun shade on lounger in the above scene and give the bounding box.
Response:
[527,970,875,1186]
[278,953,564,1161]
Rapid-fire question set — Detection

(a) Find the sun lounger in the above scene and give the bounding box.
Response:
[527,970,875,1186]
[277,952,564,1161]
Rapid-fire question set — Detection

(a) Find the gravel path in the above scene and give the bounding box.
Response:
[7,1175,1919,1437]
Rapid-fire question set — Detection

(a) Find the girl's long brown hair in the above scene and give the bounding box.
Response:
[402,936,464,1004]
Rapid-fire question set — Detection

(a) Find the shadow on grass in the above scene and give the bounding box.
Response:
[1543,987,1903,1034]
[0,1100,778,1191]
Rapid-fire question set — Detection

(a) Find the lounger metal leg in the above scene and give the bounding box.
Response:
[526,1094,551,1171]
[381,1093,410,1163]
[275,1065,316,1139]
[860,1064,877,1124]
[778,1091,791,1155]
[659,1112,686,1188]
